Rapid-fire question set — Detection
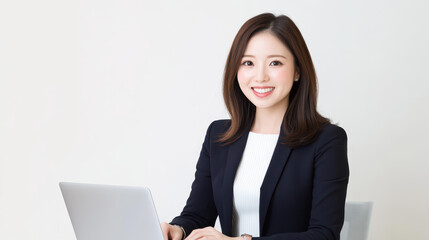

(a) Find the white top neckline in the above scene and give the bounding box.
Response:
[248,131,279,136]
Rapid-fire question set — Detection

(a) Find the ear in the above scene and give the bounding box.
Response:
[294,68,300,80]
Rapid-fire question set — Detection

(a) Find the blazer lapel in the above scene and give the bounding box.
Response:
[221,129,250,236]
[259,132,293,235]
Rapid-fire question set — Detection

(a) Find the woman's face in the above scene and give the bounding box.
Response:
[237,31,299,113]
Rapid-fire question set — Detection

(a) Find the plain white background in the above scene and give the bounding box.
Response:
[1,0,428,239]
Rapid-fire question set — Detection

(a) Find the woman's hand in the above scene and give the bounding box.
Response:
[185,226,242,240]
[160,222,184,240]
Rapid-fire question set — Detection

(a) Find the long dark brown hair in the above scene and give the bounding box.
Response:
[219,13,330,149]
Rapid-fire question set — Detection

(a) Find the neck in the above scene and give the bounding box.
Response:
[250,102,288,134]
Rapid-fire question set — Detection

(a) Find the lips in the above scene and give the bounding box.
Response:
[252,87,274,97]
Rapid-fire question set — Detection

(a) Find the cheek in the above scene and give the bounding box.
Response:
[237,70,252,98]
[237,68,251,86]
[271,68,295,82]
[237,79,247,94]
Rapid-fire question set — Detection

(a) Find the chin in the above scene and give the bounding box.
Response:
[252,103,275,109]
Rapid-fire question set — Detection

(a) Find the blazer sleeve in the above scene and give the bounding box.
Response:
[169,121,218,236]
[253,125,349,240]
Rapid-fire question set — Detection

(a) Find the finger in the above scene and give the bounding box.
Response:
[185,229,203,240]
[186,228,216,240]
[187,226,219,240]
[162,228,169,240]
[160,222,171,240]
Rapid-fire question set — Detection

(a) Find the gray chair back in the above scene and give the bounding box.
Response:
[340,201,373,240]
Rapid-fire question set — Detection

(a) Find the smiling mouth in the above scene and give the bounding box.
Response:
[252,87,274,93]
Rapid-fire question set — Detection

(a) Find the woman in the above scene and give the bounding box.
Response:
[161,13,349,240]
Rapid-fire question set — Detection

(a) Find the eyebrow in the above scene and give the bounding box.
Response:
[242,54,287,59]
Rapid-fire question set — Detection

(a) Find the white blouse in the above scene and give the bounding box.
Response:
[232,132,279,237]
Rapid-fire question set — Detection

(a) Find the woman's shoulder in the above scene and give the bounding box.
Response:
[313,123,348,148]
[207,119,231,135]
[320,123,347,138]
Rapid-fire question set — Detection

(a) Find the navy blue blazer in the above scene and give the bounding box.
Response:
[170,119,349,240]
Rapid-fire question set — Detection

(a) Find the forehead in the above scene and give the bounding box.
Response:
[243,31,292,57]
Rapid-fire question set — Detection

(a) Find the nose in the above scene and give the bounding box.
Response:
[255,65,269,82]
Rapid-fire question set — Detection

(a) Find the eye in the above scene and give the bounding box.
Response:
[241,61,253,66]
[270,60,282,66]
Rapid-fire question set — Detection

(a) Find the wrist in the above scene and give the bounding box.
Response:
[172,224,186,240]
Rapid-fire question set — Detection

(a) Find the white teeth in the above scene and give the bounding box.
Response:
[253,87,274,93]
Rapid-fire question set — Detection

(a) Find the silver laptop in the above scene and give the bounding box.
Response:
[59,182,164,240]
